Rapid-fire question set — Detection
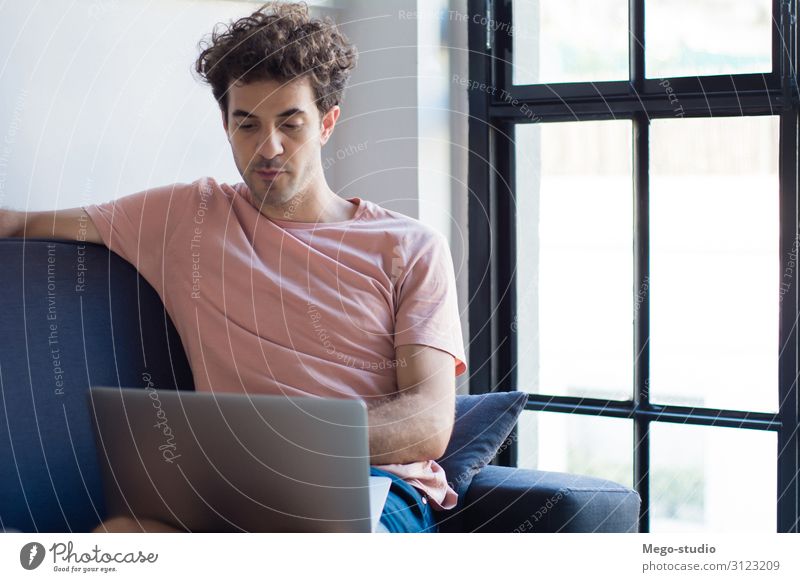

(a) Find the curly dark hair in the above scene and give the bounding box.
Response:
[195,1,358,119]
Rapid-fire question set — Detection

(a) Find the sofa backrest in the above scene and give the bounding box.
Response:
[0,239,193,532]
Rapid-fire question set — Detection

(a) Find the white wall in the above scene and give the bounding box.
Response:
[328,0,420,218]
[330,0,470,391]
[446,0,470,394]
[0,0,274,210]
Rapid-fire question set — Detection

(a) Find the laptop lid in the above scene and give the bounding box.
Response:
[88,386,375,532]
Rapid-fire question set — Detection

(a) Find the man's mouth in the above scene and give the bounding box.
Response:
[255,169,286,180]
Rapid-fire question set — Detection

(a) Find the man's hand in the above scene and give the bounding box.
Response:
[367,344,456,465]
[0,209,24,237]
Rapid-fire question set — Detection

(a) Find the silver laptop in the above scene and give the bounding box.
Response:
[87,387,391,533]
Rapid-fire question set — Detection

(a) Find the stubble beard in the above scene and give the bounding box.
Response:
[243,165,295,211]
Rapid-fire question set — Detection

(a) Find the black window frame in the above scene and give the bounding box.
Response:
[466,0,800,533]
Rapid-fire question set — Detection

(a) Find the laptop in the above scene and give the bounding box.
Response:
[87,387,391,533]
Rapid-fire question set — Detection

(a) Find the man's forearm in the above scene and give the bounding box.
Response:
[0,207,102,242]
[367,388,453,465]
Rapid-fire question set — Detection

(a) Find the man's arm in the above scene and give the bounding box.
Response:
[367,344,456,465]
[0,207,102,243]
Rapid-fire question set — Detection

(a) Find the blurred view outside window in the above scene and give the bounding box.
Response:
[511,0,778,532]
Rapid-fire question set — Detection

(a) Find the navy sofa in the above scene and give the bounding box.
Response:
[0,239,641,533]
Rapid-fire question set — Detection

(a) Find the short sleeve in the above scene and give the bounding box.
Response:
[82,182,192,295]
[393,232,467,376]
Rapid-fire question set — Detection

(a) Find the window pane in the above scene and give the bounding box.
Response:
[512,0,628,85]
[646,0,773,78]
[649,116,779,413]
[515,120,632,400]
[650,422,776,532]
[517,410,633,488]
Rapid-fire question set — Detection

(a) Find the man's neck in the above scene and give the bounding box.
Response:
[257,184,357,224]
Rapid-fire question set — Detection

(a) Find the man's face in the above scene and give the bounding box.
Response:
[222,76,337,208]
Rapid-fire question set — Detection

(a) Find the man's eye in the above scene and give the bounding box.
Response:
[238,123,256,130]
[282,123,301,130]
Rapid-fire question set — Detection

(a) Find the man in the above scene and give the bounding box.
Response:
[0,1,466,533]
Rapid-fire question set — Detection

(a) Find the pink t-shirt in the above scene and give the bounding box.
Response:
[83,177,467,510]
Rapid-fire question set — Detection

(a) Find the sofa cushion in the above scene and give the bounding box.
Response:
[0,240,193,533]
[437,392,528,500]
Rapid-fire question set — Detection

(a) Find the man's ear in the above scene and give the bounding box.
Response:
[221,108,228,134]
[319,105,340,146]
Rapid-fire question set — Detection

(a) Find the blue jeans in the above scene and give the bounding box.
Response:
[370,467,438,533]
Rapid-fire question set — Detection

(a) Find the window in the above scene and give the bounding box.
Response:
[466,0,799,532]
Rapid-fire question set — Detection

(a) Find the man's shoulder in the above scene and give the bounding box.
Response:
[111,177,244,230]
[178,176,243,201]
[363,200,447,250]
[102,177,241,207]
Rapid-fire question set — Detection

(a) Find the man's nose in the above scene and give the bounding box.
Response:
[256,129,284,159]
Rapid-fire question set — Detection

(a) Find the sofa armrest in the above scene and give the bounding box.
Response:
[435,465,641,533]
